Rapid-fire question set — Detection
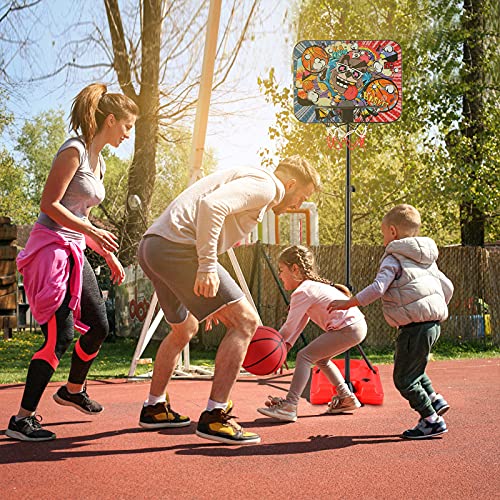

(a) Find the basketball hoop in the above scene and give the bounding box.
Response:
[293,39,402,391]
[319,103,386,150]
[325,122,368,150]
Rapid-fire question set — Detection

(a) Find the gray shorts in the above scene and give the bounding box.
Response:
[138,235,245,324]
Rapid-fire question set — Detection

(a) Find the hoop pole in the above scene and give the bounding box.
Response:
[344,121,353,388]
[345,122,352,290]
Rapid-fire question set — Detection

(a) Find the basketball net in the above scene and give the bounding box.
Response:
[325,122,368,150]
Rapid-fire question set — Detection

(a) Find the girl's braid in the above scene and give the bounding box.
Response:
[295,247,331,285]
[280,245,351,297]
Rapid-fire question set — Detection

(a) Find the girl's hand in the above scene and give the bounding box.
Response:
[105,253,125,285]
[88,226,119,254]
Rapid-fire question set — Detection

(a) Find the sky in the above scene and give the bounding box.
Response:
[2,0,294,171]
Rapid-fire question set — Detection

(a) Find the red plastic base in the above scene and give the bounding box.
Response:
[310,359,384,405]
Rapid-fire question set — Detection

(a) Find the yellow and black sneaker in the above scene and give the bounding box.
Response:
[139,401,191,429]
[196,403,261,445]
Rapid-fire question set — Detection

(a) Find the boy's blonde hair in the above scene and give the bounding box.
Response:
[275,155,322,192]
[382,204,421,236]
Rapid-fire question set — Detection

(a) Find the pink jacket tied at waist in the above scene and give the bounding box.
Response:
[16,223,89,333]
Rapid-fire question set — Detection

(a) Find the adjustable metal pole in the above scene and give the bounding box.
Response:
[344,122,353,389]
[345,122,352,290]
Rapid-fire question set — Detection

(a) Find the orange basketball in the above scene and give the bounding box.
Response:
[243,326,287,376]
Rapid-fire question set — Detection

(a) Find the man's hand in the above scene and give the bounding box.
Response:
[204,312,221,332]
[194,271,220,298]
[327,298,356,312]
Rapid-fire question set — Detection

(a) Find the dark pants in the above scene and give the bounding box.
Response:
[21,256,108,412]
[393,321,440,418]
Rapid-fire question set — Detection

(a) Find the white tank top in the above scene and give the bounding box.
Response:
[37,137,106,240]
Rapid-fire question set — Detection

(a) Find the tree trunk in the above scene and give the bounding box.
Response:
[460,202,484,246]
[106,0,162,264]
[460,0,485,246]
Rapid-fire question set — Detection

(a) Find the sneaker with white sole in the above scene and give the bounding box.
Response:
[53,384,103,415]
[196,403,261,445]
[139,401,191,429]
[6,415,56,442]
[402,416,448,439]
[326,394,361,414]
[257,395,297,422]
[432,395,450,416]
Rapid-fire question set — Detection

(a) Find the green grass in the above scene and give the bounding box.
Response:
[0,330,498,385]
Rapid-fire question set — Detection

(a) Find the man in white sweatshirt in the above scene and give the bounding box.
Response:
[137,155,321,445]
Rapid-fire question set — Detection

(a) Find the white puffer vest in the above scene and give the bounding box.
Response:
[381,237,449,328]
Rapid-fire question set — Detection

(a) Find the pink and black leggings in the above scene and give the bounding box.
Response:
[21,256,109,412]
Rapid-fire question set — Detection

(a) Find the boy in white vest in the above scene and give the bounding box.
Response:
[328,204,454,439]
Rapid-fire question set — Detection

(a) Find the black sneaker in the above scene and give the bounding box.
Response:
[402,417,448,439]
[432,395,450,416]
[139,401,191,429]
[196,403,261,445]
[53,385,103,415]
[6,415,56,442]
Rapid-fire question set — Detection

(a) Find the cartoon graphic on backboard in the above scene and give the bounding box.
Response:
[293,40,402,124]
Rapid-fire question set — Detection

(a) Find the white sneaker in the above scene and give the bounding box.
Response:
[326,394,361,414]
[257,395,297,422]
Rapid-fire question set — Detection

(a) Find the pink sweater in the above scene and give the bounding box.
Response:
[16,223,88,332]
[279,280,365,346]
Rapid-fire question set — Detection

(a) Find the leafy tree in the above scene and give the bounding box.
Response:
[259,0,497,245]
[0,88,33,222]
[259,1,456,246]
[1,0,265,263]
[0,149,34,223]
[413,0,499,244]
[150,127,217,221]
[15,108,66,216]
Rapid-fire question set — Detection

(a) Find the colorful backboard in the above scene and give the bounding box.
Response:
[293,40,402,124]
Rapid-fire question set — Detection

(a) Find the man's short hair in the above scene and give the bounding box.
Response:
[275,155,322,191]
[382,204,421,236]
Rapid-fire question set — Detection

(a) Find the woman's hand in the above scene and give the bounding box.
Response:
[105,253,125,285]
[88,226,119,254]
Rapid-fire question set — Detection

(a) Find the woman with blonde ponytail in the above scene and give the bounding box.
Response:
[6,83,139,442]
[257,245,368,423]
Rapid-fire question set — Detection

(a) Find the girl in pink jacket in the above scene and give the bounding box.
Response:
[257,245,367,422]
